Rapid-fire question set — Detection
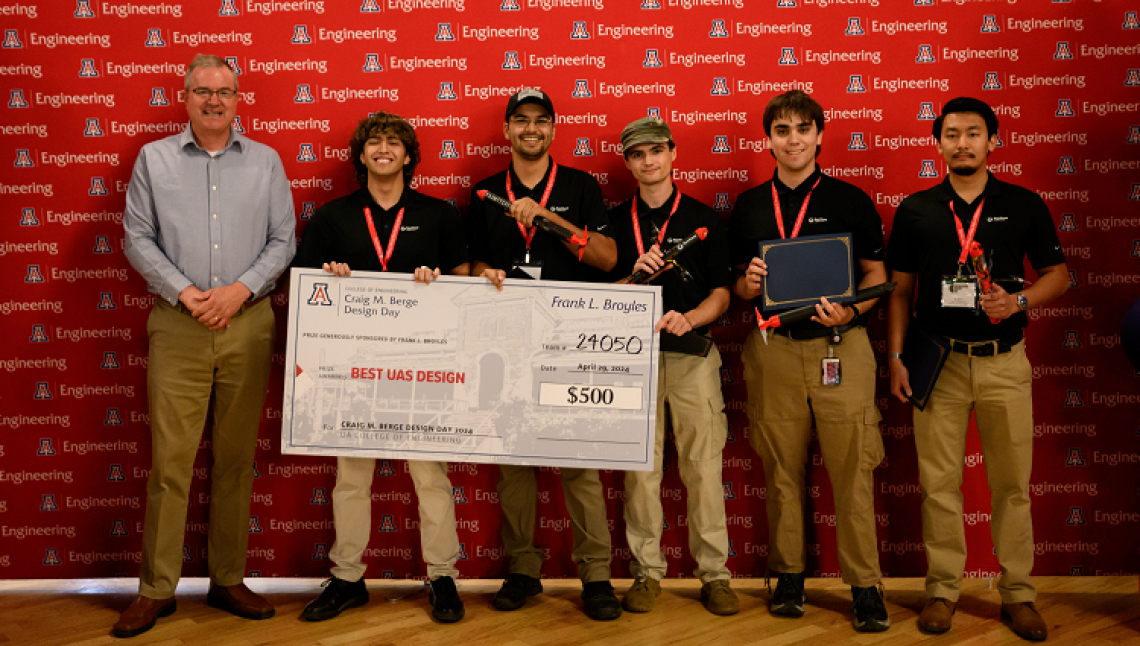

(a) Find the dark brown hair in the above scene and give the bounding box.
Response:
[349,111,420,187]
[762,90,825,137]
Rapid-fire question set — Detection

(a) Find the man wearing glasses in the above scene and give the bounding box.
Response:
[117,54,295,638]
[467,89,622,620]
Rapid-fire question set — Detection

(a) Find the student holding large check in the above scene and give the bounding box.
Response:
[291,112,471,625]
[467,89,623,621]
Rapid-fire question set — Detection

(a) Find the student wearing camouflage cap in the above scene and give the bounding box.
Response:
[607,117,739,616]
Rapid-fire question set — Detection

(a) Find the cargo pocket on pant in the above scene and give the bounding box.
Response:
[860,403,885,470]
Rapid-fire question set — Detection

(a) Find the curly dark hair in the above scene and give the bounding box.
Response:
[349,111,420,187]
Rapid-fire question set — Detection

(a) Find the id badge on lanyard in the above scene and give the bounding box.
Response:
[942,198,985,310]
[508,162,557,280]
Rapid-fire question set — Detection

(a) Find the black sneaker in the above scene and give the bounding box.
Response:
[491,573,543,611]
[302,577,369,622]
[581,581,622,621]
[851,585,890,632]
[428,576,465,623]
[768,572,806,618]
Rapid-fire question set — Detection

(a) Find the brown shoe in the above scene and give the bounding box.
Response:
[1002,602,1048,642]
[917,597,955,634]
[112,595,176,638]
[206,583,275,620]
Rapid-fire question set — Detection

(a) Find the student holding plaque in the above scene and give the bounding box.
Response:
[293,112,471,624]
[886,97,1068,642]
[728,90,890,632]
[605,117,738,616]
[467,89,622,621]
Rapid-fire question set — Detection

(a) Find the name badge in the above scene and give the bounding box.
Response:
[941,277,978,309]
[513,258,543,280]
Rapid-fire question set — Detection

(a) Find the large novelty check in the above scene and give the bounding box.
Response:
[281,268,662,471]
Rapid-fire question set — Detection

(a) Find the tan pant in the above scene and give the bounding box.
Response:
[498,464,612,583]
[914,340,1036,603]
[139,298,274,598]
[330,457,460,581]
[625,348,731,583]
[742,326,884,587]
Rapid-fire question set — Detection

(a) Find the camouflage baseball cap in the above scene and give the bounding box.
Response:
[620,117,673,155]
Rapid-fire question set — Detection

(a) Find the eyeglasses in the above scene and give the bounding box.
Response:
[191,87,238,101]
[509,116,553,128]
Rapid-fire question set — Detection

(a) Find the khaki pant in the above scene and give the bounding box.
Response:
[624,348,731,583]
[139,298,274,598]
[742,326,884,587]
[329,457,460,581]
[498,464,612,583]
[914,340,1036,603]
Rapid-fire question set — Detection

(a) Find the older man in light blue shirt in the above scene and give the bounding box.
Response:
[116,54,295,639]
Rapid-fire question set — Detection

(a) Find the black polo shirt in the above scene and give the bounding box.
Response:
[468,158,611,283]
[294,188,468,274]
[887,172,1066,342]
[606,187,732,332]
[728,166,886,332]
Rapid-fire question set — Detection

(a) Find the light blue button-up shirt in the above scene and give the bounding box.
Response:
[124,125,296,305]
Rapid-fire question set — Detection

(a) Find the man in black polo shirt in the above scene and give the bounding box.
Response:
[467,88,621,621]
[293,111,470,624]
[728,90,889,632]
[606,117,738,616]
[887,97,1067,642]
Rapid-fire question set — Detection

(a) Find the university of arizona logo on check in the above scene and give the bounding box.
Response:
[282,268,662,471]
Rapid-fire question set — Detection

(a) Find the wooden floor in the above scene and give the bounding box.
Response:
[1,577,1137,645]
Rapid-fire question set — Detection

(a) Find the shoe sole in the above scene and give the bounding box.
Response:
[854,618,891,633]
[585,607,622,621]
[301,594,370,622]
[206,594,275,620]
[704,604,740,616]
[491,582,543,611]
[917,620,951,635]
[770,603,805,618]
[432,607,466,624]
[112,601,177,638]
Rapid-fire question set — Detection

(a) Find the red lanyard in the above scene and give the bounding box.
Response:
[771,176,822,239]
[363,206,404,272]
[506,160,558,249]
[631,188,682,256]
[948,198,985,265]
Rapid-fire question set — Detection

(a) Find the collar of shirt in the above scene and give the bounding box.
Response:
[354,187,411,216]
[177,124,246,155]
[634,185,679,222]
[507,156,555,198]
[771,164,823,197]
[931,170,1004,206]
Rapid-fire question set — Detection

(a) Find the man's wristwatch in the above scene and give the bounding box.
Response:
[1016,293,1029,311]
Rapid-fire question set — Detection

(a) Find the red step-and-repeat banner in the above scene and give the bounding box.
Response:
[1,0,1138,581]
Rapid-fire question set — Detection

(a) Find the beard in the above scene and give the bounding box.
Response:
[949,164,981,177]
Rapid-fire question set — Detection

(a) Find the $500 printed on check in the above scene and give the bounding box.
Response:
[282,268,662,471]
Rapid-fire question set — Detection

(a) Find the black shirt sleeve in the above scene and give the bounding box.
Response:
[727,189,760,267]
[466,186,492,268]
[579,175,611,235]
[702,214,733,290]
[850,190,886,262]
[440,204,469,273]
[292,209,331,270]
[1023,192,1066,271]
[886,200,921,274]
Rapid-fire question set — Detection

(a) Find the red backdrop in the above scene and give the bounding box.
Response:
[2,0,1138,581]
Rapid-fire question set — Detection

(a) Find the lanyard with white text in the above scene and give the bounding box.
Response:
[771,176,822,239]
[506,160,559,251]
[363,206,404,272]
[948,198,985,265]
[631,187,683,256]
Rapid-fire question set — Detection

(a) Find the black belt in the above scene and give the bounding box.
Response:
[947,337,1019,357]
[773,323,857,340]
